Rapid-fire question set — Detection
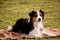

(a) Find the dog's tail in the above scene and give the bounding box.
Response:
[7,26,13,31]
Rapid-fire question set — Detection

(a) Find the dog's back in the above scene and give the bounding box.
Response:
[11,18,34,34]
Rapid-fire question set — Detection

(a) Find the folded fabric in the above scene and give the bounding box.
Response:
[0,28,60,39]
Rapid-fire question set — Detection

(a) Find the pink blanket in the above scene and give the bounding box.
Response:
[0,28,60,39]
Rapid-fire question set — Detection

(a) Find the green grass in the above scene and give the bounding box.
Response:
[0,0,60,40]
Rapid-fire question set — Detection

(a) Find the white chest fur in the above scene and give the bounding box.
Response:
[29,22,44,37]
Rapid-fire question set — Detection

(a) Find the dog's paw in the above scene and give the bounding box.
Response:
[7,26,12,31]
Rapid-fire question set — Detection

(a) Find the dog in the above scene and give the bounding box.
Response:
[7,10,57,37]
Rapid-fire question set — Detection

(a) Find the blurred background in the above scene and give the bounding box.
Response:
[0,0,60,29]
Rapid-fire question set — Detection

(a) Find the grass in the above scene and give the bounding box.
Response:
[0,0,60,40]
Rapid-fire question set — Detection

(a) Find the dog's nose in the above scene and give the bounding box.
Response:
[38,18,41,21]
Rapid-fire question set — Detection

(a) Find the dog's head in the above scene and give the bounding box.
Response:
[29,10,44,22]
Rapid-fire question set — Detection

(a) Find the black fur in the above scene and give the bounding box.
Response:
[11,10,44,35]
[29,10,37,17]
[11,18,34,35]
[29,10,44,18]
[40,10,45,18]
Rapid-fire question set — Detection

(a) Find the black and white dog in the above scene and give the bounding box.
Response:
[7,10,56,37]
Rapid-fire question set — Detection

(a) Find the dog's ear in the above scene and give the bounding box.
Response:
[29,10,35,17]
[40,10,45,19]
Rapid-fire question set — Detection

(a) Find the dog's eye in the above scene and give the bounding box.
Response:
[40,15,42,16]
[34,15,37,17]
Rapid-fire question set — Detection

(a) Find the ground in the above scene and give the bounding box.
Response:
[0,0,60,40]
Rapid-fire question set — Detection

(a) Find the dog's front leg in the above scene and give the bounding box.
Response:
[42,29,57,36]
[29,29,43,38]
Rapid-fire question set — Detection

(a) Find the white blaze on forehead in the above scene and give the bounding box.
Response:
[36,11,41,17]
[36,11,42,22]
[37,11,41,15]
[37,11,40,15]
